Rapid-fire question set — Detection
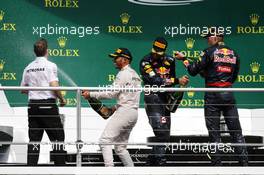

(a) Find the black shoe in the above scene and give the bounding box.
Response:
[145,160,154,166]
[238,160,248,166]
[145,157,166,166]
[211,159,222,166]
[156,157,167,166]
[145,156,156,166]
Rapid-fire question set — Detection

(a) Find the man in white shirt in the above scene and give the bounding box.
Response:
[21,38,67,166]
[82,48,141,167]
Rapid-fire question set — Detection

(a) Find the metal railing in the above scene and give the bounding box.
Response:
[1,86,264,167]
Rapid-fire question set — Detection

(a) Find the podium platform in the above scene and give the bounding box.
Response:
[63,135,264,166]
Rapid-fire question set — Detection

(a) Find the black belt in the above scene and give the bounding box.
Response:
[29,98,56,104]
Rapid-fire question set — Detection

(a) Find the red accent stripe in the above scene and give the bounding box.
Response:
[206,82,232,87]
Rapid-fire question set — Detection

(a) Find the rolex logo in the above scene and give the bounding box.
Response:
[49,37,80,57]
[187,87,195,98]
[250,62,260,74]
[250,14,260,25]
[0,59,5,71]
[57,36,67,48]
[120,13,130,24]
[185,38,195,49]
[61,90,67,97]
[108,13,142,34]
[0,10,4,21]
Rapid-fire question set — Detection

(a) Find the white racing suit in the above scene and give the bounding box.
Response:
[90,65,141,167]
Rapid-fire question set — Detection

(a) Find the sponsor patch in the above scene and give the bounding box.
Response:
[144,65,151,70]
[149,71,155,77]
[214,56,237,64]
[183,60,190,67]
[156,67,170,75]
[164,61,170,66]
[214,48,237,64]
[145,68,153,73]
[217,66,232,73]
[141,61,150,67]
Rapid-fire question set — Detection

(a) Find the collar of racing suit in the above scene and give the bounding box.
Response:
[121,64,130,71]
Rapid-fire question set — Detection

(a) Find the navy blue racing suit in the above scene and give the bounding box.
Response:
[184,42,248,166]
[140,53,179,165]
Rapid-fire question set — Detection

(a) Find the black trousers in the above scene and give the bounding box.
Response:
[204,92,248,166]
[144,93,171,165]
[27,99,66,166]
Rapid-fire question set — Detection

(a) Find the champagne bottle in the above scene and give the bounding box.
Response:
[166,85,185,113]
[87,97,114,119]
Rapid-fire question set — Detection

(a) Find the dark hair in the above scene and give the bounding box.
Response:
[124,57,132,64]
[34,38,48,57]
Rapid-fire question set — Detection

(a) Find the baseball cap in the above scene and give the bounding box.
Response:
[201,27,224,38]
[109,48,132,61]
[152,37,168,55]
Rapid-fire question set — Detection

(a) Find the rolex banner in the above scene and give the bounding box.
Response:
[0,0,263,108]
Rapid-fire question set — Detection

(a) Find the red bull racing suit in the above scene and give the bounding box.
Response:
[184,42,248,166]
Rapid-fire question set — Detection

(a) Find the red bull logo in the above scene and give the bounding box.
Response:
[214,48,236,64]
[216,48,234,56]
[156,67,170,75]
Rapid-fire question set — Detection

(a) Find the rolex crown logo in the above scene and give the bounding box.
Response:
[185,38,195,49]
[0,59,5,71]
[61,90,67,97]
[187,87,195,98]
[57,36,67,48]
[120,13,130,25]
[250,61,260,74]
[250,14,259,25]
[0,10,5,21]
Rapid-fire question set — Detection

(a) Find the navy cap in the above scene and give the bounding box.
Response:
[152,37,168,54]
[109,48,132,61]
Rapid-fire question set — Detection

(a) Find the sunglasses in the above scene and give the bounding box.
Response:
[151,48,165,55]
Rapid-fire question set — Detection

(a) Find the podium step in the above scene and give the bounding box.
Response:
[62,135,264,166]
